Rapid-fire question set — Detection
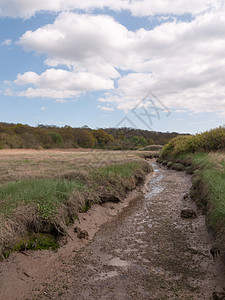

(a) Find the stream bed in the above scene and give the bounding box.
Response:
[34,162,225,299]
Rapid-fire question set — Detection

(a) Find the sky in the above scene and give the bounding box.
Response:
[0,0,225,134]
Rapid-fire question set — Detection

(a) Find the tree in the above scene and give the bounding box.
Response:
[147,137,155,145]
[93,129,114,148]
[129,136,147,148]
[48,132,63,147]
[74,129,95,148]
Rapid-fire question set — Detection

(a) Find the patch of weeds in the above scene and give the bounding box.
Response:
[81,201,92,213]
[167,161,173,168]
[162,160,168,166]
[186,166,194,175]
[15,233,58,251]
[3,233,58,258]
[171,163,185,171]
[22,159,31,164]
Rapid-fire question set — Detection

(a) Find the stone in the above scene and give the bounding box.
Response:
[180,209,197,218]
[212,291,225,300]
[183,193,189,200]
[74,226,89,239]
[77,230,89,239]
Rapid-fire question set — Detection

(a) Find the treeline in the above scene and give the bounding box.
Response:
[0,122,183,150]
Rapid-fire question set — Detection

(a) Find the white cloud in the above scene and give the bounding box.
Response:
[97,105,114,111]
[1,39,12,46]
[14,68,114,99]
[41,106,47,110]
[18,13,128,78]
[0,0,216,18]
[15,71,39,85]
[18,87,79,99]
[175,110,189,113]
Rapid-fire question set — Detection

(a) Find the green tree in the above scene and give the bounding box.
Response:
[93,129,114,148]
[129,136,147,148]
[48,132,63,147]
[147,137,155,145]
[75,129,95,148]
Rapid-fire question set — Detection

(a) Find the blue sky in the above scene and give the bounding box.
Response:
[0,0,224,134]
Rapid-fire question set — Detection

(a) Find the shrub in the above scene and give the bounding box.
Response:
[162,127,225,158]
[48,132,63,147]
[162,160,168,166]
[167,162,173,168]
[172,163,185,171]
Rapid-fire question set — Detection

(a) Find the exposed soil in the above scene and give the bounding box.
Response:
[1,161,225,299]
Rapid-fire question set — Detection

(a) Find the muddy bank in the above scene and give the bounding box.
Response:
[1,161,225,299]
[0,187,146,300]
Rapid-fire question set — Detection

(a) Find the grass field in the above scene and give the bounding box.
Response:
[0,149,152,258]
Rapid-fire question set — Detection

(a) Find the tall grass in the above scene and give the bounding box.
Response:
[0,179,86,220]
[160,125,225,250]
[91,162,141,180]
[182,154,225,231]
[199,157,225,232]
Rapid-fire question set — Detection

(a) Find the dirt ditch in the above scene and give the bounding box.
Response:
[1,161,225,299]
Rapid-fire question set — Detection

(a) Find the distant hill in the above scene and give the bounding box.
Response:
[0,122,189,150]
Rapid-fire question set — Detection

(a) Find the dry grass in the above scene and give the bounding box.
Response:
[0,149,152,257]
[0,149,147,184]
[209,152,225,172]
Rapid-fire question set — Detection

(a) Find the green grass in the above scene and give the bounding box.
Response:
[171,153,225,244]
[91,162,140,180]
[201,165,225,231]
[0,178,86,220]
[2,233,58,258]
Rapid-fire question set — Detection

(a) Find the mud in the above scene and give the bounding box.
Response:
[1,161,225,299]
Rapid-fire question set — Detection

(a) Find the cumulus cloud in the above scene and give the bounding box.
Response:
[97,105,114,111]
[0,0,218,18]
[14,68,114,99]
[18,87,78,99]
[18,13,128,78]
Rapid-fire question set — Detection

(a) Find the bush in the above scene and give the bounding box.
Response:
[167,162,173,168]
[162,127,225,158]
[162,160,168,166]
[171,163,185,171]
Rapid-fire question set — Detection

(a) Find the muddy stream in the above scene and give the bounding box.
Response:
[1,161,225,299]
